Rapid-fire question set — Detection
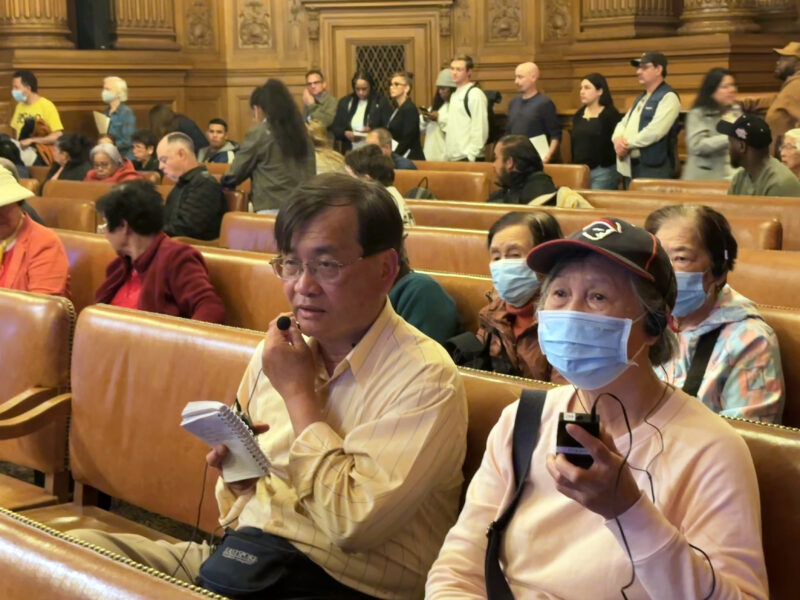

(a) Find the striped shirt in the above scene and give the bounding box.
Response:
[216,301,468,599]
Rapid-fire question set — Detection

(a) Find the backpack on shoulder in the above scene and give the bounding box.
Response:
[464,84,506,144]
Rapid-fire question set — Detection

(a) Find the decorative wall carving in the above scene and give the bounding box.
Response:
[489,0,521,41]
[755,0,799,33]
[238,0,272,48]
[307,8,320,41]
[112,0,178,49]
[186,0,214,49]
[678,0,760,34]
[545,0,571,41]
[439,7,451,37]
[579,0,681,39]
[289,0,304,49]
[0,0,73,48]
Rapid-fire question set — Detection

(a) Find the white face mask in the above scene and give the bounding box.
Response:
[101,89,116,104]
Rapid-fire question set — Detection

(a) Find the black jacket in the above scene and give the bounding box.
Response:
[163,165,226,241]
[331,93,391,152]
[488,169,556,204]
[44,160,91,182]
[387,98,424,160]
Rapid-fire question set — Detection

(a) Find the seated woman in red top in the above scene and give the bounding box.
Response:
[0,165,69,295]
[84,142,140,183]
[95,179,225,323]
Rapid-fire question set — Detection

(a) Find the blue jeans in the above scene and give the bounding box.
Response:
[590,165,621,190]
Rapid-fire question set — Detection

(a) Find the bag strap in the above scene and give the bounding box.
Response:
[464,83,479,118]
[682,326,723,397]
[485,388,547,600]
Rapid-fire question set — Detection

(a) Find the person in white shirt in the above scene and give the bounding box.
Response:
[444,55,489,162]
[421,68,456,161]
[612,52,681,182]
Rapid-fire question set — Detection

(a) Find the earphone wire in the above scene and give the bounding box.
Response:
[170,368,265,580]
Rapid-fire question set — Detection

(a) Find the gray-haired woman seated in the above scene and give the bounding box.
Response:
[427,218,767,598]
[84,142,140,183]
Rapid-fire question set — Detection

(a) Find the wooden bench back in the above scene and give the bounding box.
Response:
[394,169,490,202]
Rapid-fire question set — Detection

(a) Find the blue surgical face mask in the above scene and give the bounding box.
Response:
[490,258,540,307]
[672,271,708,318]
[11,90,26,103]
[538,309,645,390]
[101,89,116,104]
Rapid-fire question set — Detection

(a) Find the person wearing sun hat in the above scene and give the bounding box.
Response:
[718,112,800,196]
[427,217,767,598]
[0,165,68,296]
[767,42,800,153]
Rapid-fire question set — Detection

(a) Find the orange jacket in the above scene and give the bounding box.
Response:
[0,215,70,296]
[84,158,141,183]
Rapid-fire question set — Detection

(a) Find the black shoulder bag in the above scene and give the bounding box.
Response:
[682,326,723,397]
[485,388,547,600]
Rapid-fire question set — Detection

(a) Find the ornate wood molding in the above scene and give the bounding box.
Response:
[678,0,760,35]
[488,0,521,42]
[237,0,272,49]
[111,0,179,50]
[0,0,73,49]
[544,0,571,41]
[578,0,681,40]
[755,0,799,33]
[185,0,214,49]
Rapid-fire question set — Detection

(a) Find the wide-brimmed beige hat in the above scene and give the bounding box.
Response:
[774,42,800,58]
[0,165,34,208]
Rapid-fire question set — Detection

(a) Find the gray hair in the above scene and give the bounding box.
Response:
[537,248,676,368]
[90,143,123,167]
[784,128,800,150]
[104,76,128,102]
[163,131,196,156]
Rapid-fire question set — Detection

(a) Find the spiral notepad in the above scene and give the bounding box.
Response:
[181,401,270,482]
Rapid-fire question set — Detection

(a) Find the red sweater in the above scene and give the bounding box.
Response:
[95,232,225,323]
[85,159,141,183]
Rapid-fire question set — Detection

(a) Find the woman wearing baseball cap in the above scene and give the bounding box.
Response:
[0,165,68,296]
[427,218,766,598]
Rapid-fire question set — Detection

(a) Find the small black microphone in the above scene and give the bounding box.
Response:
[276,316,291,331]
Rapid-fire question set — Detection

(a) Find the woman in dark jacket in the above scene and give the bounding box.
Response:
[45,133,92,182]
[148,104,208,153]
[331,71,390,153]
[386,71,425,160]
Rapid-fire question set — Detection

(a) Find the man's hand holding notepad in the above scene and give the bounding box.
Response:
[181,401,270,482]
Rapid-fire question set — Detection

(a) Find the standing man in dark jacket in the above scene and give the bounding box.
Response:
[488,134,556,204]
[157,132,226,241]
[613,51,680,181]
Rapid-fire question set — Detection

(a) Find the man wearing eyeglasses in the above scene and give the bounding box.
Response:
[302,69,338,132]
[69,173,467,600]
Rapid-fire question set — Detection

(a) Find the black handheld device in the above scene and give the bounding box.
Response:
[276,316,291,331]
[556,412,600,469]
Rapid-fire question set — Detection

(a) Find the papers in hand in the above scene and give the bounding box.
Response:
[617,155,632,179]
[529,135,549,161]
[181,401,270,483]
[93,111,110,135]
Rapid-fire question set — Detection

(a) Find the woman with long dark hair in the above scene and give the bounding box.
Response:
[386,71,425,160]
[222,79,315,213]
[45,133,92,182]
[570,72,622,189]
[148,104,208,153]
[331,70,391,153]
[682,68,739,180]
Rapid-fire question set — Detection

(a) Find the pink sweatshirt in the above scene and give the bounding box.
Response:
[426,385,768,599]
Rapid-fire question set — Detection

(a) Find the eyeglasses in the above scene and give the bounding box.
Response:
[780,144,798,152]
[93,161,112,169]
[270,256,363,283]
[306,80,323,87]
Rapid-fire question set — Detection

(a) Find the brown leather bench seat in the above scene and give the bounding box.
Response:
[0,290,74,510]
[406,199,782,250]
[43,179,175,202]
[27,196,98,233]
[0,508,212,599]
[21,306,263,538]
[394,169,490,202]
[578,189,800,251]
[629,178,729,195]
[757,305,800,429]
[412,160,591,191]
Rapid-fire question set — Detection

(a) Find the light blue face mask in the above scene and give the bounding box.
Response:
[672,271,708,318]
[490,258,540,307]
[538,309,645,390]
[11,90,26,103]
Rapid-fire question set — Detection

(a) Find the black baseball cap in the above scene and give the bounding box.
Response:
[716,114,772,149]
[526,218,677,308]
[631,52,668,70]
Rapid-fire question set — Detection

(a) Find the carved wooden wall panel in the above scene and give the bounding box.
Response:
[111,0,179,49]
[678,0,760,34]
[0,0,72,48]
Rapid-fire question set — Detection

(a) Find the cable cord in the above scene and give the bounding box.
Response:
[171,462,209,580]
[590,390,716,600]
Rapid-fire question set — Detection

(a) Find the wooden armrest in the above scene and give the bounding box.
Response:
[172,236,220,247]
[0,387,60,419]
[0,394,71,439]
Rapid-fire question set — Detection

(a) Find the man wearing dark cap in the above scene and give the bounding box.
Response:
[612,52,680,181]
[719,113,800,197]
[767,42,800,153]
